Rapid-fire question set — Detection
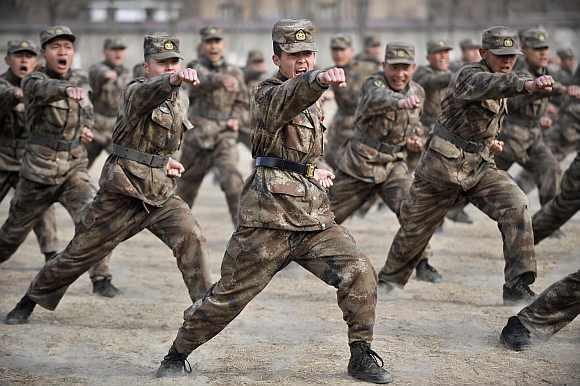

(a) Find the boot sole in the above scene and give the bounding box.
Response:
[349,371,393,384]
[5,317,30,325]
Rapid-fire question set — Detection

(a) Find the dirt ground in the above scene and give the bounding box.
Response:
[1,145,579,386]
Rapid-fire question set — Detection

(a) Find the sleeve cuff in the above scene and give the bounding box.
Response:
[309,70,329,91]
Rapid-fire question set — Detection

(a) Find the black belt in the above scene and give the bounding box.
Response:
[255,156,316,178]
[0,138,27,148]
[433,125,485,153]
[28,135,80,151]
[111,143,168,168]
[356,136,404,155]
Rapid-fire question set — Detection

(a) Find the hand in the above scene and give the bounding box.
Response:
[525,75,554,93]
[13,87,23,100]
[165,157,185,178]
[317,67,347,88]
[320,89,335,103]
[312,168,335,189]
[221,74,239,92]
[539,116,552,129]
[398,95,420,110]
[170,68,200,86]
[546,103,558,115]
[406,135,424,152]
[104,70,118,81]
[489,139,504,154]
[80,127,94,144]
[226,118,239,132]
[66,87,85,101]
[567,85,580,98]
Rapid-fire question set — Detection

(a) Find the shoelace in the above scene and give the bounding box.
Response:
[365,347,385,368]
[165,354,192,374]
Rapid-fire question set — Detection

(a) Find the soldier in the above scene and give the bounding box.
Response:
[325,34,379,169]
[355,34,383,67]
[378,26,553,305]
[5,33,211,324]
[554,48,576,86]
[156,19,392,384]
[177,26,247,226]
[500,269,580,351]
[0,26,118,297]
[87,38,130,168]
[132,62,144,79]
[494,27,580,207]
[0,39,58,262]
[449,38,482,73]
[330,42,441,283]
[239,49,269,150]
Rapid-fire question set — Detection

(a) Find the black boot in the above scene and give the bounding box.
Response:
[500,316,531,351]
[156,344,192,378]
[415,260,442,283]
[5,295,36,325]
[348,341,392,384]
[92,278,120,298]
[445,208,473,224]
[503,276,536,305]
[44,251,57,263]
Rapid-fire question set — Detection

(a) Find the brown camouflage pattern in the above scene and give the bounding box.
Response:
[412,65,452,128]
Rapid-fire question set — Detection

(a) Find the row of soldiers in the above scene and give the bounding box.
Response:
[1,19,579,384]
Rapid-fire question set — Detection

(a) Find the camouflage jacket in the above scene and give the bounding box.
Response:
[0,69,27,171]
[89,60,130,118]
[419,60,532,189]
[99,74,191,206]
[337,73,425,183]
[20,67,93,185]
[238,70,333,231]
[240,67,269,133]
[554,68,576,86]
[449,60,468,73]
[332,60,378,117]
[413,65,452,128]
[354,52,383,69]
[185,56,248,149]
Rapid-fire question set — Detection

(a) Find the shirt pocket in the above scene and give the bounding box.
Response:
[45,99,69,129]
[429,135,461,159]
[146,106,174,150]
[284,114,314,155]
[264,169,306,197]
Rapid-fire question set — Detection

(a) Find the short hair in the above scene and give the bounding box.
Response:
[273,42,283,57]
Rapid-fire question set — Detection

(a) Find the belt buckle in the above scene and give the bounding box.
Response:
[305,163,316,178]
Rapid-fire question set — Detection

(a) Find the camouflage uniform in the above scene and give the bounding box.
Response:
[553,48,576,86]
[379,28,537,293]
[0,27,111,281]
[494,28,567,206]
[86,38,130,168]
[326,34,380,170]
[354,35,383,68]
[449,38,481,73]
[0,40,58,257]
[170,20,378,357]
[239,49,268,150]
[132,62,145,80]
[177,27,247,226]
[22,34,211,310]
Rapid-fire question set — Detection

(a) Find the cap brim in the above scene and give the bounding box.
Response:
[148,51,184,60]
[429,46,453,54]
[108,44,127,49]
[203,35,223,42]
[43,34,76,47]
[10,48,38,55]
[461,45,481,49]
[489,48,523,55]
[386,59,414,65]
[526,43,549,49]
[280,42,318,53]
[330,44,350,49]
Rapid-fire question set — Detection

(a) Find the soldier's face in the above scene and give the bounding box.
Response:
[331,47,353,66]
[5,52,38,79]
[248,60,267,73]
[481,50,517,73]
[43,39,74,76]
[524,47,550,68]
[104,48,126,66]
[144,58,181,77]
[273,51,315,79]
[462,48,481,63]
[427,50,450,71]
[202,39,224,63]
[561,57,577,72]
[384,63,416,91]
[365,46,381,61]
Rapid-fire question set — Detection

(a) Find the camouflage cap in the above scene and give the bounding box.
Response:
[7,39,39,55]
[40,25,76,47]
[557,48,575,60]
[330,34,352,49]
[482,26,522,55]
[363,34,381,48]
[247,49,264,63]
[385,42,415,65]
[459,38,481,50]
[143,33,183,61]
[272,19,317,53]
[427,39,453,55]
[200,26,224,42]
[104,37,126,50]
[520,27,549,49]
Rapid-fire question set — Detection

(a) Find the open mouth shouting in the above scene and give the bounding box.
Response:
[56,58,68,71]
[295,66,308,76]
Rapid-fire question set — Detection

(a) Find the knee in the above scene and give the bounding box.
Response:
[342,255,378,291]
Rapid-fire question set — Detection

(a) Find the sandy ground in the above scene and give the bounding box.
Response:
[1,144,579,386]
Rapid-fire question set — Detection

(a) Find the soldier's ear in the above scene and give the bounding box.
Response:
[272,54,280,67]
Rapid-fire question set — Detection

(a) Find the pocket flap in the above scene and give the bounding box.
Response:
[265,169,306,197]
[151,106,173,130]
[430,135,461,158]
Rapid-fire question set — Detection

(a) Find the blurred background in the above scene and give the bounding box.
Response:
[0,0,579,72]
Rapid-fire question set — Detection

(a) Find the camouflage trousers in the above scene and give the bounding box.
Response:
[178,138,243,226]
[0,170,58,254]
[26,191,211,310]
[172,224,377,355]
[518,269,580,339]
[85,114,115,169]
[495,135,561,206]
[380,146,536,288]
[0,172,111,280]
[532,152,580,244]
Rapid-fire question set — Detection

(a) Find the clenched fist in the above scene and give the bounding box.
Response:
[317,67,347,88]
[313,168,335,189]
[170,68,200,86]
[489,139,504,154]
[539,116,552,129]
[525,75,554,93]
[66,87,86,101]
[221,74,239,92]
[226,118,239,132]
[567,85,580,98]
[406,135,424,152]
[165,157,185,178]
[80,127,94,144]
[398,95,420,110]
